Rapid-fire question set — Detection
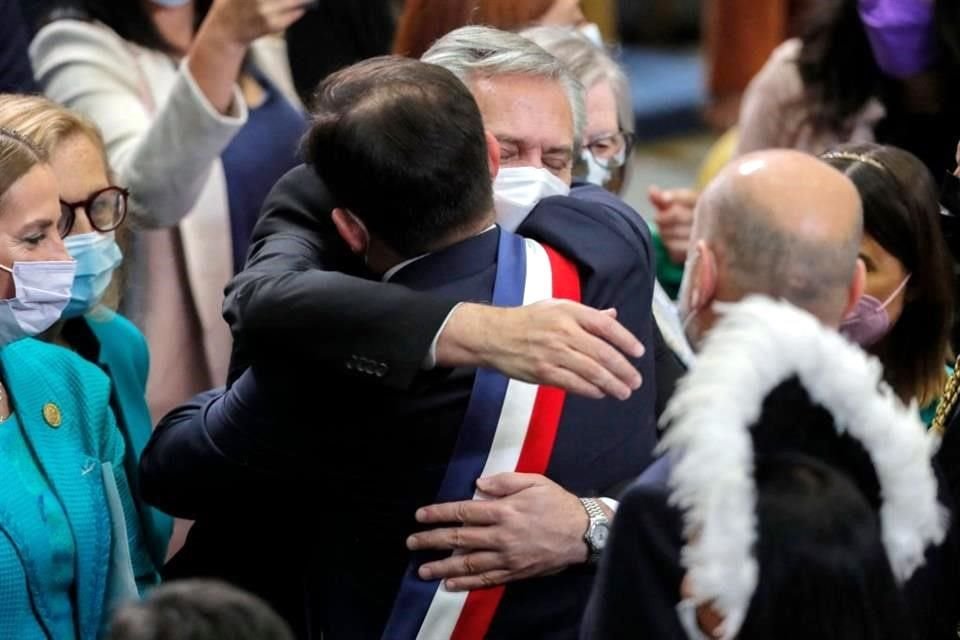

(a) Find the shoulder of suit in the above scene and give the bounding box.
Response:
[570,184,651,234]
[533,190,653,265]
[540,189,649,234]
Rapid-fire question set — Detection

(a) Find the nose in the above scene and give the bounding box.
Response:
[520,148,545,169]
[47,233,71,262]
[69,206,95,235]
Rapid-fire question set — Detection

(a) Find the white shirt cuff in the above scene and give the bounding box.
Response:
[422,303,463,370]
[599,497,619,513]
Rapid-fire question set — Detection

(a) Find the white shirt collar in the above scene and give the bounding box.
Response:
[381,224,498,282]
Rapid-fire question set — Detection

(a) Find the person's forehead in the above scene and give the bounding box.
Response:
[470,74,574,146]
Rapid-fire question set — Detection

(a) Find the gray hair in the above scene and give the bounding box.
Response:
[520,26,634,137]
[422,26,586,149]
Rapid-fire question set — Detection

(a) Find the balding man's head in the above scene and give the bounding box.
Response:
[679,150,865,347]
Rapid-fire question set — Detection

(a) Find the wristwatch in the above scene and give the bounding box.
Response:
[579,497,610,563]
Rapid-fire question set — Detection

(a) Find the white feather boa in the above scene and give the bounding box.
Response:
[658,296,947,639]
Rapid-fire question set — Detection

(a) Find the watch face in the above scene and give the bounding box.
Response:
[590,522,611,549]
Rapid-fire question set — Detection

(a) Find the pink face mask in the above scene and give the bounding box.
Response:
[840,274,911,347]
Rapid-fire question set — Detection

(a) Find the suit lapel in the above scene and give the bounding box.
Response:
[1,340,110,639]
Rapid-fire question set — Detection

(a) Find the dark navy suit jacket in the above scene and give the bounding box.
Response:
[142,192,658,638]
[582,455,960,640]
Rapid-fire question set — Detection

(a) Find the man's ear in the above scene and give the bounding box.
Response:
[692,240,717,309]
[331,208,369,256]
[485,130,501,180]
[843,258,867,320]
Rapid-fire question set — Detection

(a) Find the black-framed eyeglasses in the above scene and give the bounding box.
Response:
[582,131,635,169]
[58,186,129,238]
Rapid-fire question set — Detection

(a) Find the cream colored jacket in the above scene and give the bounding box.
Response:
[31,19,301,414]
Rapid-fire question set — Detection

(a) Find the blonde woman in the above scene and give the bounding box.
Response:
[0,93,173,570]
[0,128,154,639]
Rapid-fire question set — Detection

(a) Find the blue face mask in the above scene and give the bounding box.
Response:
[63,232,122,318]
[149,0,191,7]
[0,260,75,347]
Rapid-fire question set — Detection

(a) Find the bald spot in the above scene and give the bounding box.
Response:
[695,150,863,321]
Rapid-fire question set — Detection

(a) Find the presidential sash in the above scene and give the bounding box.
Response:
[382,229,582,640]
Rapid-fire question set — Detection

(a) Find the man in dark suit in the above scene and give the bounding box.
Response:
[582,149,866,639]
[142,53,658,639]
[582,150,960,640]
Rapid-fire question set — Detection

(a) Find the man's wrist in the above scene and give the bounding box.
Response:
[579,497,613,565]
[422,303,464,369]
[434,303,494,369]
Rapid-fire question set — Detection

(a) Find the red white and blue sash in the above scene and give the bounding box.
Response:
[382,229,582,640]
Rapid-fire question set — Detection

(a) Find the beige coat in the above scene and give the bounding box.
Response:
[31,20,301,419]
[736,38,886,157]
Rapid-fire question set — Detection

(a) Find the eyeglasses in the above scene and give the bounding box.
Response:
[59,186,129,237]
[582,131,635,169]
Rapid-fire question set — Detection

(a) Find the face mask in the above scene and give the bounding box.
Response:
[581,150,614,189]
[840,274,910,347]
[0,260,76,347]
[578,22,604,48]
[149,0,191,7]
[63,232,123,318]
[493,166,570,232]
[858,0,937,79]
[676,599,715,640]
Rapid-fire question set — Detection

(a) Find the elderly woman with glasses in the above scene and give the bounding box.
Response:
[521,25,635,195]
[0,93,172,574]
[522,27,694,366]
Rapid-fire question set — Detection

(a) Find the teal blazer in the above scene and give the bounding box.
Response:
[77,308,173,568]
[0,338,155,639]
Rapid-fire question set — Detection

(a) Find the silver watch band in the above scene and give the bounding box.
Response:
[580,497,605,521]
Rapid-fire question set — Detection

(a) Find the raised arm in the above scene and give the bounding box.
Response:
[30,1,305,229]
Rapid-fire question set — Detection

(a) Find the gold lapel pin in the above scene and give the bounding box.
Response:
[42,403,62,428]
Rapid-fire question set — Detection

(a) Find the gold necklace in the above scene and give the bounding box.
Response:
[931,355,960,436]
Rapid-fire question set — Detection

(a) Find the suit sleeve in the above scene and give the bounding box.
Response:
[580,483,686,640]
[139,368,291,520]
[223,164,459,389]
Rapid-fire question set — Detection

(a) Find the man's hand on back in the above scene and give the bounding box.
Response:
[436,300,645,400]
[407,473,595,591]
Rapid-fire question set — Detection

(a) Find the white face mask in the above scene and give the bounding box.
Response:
[676,599,716,640]
[581,150,614,188]
[0,260,76,346]
[579,22,604,48]
[493,166,571,231]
